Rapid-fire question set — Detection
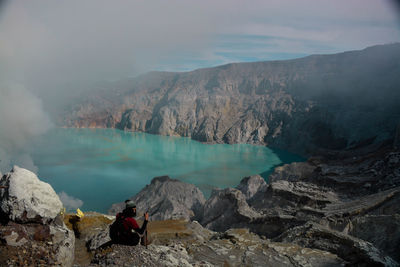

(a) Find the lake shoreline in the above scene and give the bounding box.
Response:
[30,127,304,213]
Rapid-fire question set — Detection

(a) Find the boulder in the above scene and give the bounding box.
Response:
[236,175,266,200]
[268,162,317,183]
[50,224,75,267]
[109,176,206,221]
[0,166,63,224]
[0,166,75,266]
[200,188,262,232]
[86,227,111,251]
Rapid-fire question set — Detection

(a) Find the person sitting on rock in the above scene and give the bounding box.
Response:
[110,200,149,246]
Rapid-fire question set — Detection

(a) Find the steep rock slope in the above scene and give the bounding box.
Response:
[63,43,400,154]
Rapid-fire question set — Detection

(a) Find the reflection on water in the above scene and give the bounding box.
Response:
[29,128,303,213]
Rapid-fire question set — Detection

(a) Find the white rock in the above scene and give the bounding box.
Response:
[0,166,63,223]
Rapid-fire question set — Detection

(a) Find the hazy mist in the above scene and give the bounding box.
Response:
[0,0,399,173]
[0,0,217,173]
[0,83,51,173]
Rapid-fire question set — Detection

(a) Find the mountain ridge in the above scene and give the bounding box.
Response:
[62,43,400,155]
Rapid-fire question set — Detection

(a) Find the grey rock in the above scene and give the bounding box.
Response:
[202,228,345,267]
[109,176,206,221]
[274,222,398,267]
[200,188,262,232]
[0,166,63,224]
[348,215,400,262]
[50,224,75,267]
[268,161,317,183]
[322,187,400,219]
[86,226,111,251]
[236,175,266,200]
[249,180,339,215]
[246,180,340,238]
[90,221,345,267]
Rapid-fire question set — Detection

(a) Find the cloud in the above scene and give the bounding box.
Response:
[58,191,84,211]
[0,0,398,113]
[209,0,400,64]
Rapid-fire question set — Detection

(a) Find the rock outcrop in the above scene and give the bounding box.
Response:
[199,188,262,232]
[0,166,75,267]
[62,43,400,155]
[0,166,63,224]
[236,175,266,200]
[109,176,206,221]
[274,222,398,266]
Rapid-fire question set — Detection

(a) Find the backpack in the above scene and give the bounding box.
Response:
[109,214,126,241]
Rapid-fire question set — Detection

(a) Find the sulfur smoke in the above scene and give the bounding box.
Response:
[0,83,52,173]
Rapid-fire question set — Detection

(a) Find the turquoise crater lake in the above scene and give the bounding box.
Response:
[29,128,303,213]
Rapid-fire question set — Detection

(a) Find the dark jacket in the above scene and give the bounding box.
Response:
[115,211,148,245]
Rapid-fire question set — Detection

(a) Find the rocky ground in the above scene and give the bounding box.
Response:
[1,141,399,266]
[66,214,345,267]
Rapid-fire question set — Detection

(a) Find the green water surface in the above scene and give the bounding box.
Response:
[29,128,303,213]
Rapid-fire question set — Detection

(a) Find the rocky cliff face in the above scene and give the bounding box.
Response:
[62,43,400,155]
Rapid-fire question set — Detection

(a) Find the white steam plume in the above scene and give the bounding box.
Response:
[58,191,84,211]
[0,83,52,173]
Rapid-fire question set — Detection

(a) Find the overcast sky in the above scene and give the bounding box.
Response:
[0,0,399,173]
[1,0,399,83]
